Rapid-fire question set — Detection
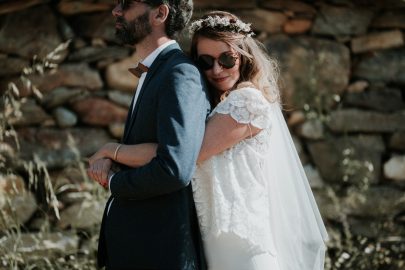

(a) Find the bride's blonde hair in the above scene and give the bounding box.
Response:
[190,11,280,106]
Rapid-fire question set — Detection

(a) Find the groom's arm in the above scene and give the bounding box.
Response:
[109,62,210,200]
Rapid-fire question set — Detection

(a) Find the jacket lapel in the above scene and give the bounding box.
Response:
[121,92,137,142]
[123,43,181,142]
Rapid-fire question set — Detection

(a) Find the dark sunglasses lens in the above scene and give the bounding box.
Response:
[120,0,147,9]
[119,0,128,9]
[218,53,236,69]
[198,55,215,70]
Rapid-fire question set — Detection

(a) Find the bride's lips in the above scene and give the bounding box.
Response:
[212,77,228,83]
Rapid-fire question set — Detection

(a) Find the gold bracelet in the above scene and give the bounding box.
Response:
[113,144,122,161]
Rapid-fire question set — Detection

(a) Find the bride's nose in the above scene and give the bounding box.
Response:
[211,61,223,75]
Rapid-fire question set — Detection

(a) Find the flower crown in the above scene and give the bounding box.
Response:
[189,15,255,37]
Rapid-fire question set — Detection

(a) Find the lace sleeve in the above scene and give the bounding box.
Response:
[214,87,272,129]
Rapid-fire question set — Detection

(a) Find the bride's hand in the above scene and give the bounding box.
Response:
[86,158,113,188]
[88,142,119,165]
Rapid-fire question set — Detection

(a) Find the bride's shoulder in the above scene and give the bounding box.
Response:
[227,86,268,103]
[214,86,273,129]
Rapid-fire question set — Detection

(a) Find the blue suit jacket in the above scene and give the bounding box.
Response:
[98,43,211,269]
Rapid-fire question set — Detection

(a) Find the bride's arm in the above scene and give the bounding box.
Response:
[88,142,158,168]
[88,113,260,168]
[197,113,261,163]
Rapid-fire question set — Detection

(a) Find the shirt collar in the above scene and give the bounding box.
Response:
[140,40,176,69]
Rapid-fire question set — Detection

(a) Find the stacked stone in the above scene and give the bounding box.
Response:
[0,0,404,265]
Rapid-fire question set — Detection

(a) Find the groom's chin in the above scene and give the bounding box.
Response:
[115,30,134,46]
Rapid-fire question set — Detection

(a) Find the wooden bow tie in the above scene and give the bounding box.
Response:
[128,62,149,78]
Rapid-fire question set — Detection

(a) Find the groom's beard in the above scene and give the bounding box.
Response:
[115,11,152,46]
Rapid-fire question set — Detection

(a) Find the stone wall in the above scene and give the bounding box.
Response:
[0,0,404,268]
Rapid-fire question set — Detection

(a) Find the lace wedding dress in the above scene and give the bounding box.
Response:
[192,87,328,270]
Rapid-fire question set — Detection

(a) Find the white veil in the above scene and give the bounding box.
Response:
[266,102,329,270]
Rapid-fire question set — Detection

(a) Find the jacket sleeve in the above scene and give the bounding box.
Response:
[109,62,210,200]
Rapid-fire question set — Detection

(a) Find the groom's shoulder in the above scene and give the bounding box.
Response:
[166,48,198,72]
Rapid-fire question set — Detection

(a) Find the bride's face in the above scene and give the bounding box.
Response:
[196,37,241,93]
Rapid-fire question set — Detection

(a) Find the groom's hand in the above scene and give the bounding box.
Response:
[87,158,112,188]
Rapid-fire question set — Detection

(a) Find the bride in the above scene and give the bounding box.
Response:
[88,11,328,270]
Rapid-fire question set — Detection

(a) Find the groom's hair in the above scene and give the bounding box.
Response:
[148,0,193,38]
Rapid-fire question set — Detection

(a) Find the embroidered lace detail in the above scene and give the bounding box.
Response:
[211,88,272,160]
[192,87,276,256]
[212,87,272,129]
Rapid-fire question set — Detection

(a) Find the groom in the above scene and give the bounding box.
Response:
[87,0,210,269]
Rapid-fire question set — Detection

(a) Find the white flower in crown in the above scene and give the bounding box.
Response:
[189,15,254,37]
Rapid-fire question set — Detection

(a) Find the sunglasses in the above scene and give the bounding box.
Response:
[197,52,238,71]
[118,0,152,10]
